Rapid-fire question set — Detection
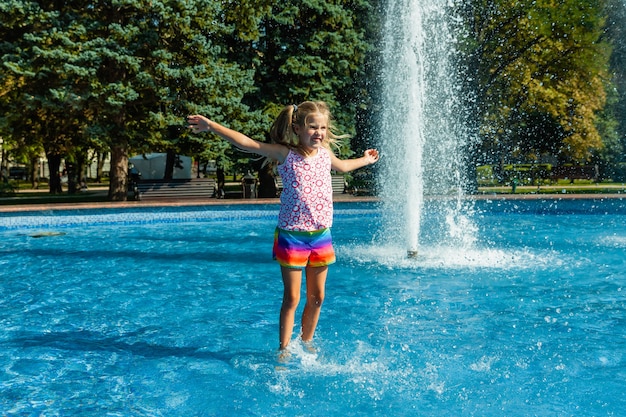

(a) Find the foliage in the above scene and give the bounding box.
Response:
[1,0,265,199]
[221,0,373,159]
[0,181,16,196]
[456,0,613,166]
[602,0,626,170]
[1,0,624,199]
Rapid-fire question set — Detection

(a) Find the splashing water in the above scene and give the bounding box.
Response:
[378,0,472,257]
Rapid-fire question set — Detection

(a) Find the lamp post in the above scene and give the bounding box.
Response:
[0,137,6,184]
[0,137,4,175]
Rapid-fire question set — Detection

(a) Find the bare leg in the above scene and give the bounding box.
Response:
[279,266,302,350]
[301,266,328,343]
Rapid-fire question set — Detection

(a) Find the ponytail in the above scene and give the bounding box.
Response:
[270,101,349,150]
[269,105,299,148]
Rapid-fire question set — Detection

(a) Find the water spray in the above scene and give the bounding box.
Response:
[379,0,469,259]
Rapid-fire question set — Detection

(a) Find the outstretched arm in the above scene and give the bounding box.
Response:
[330,149,380,173]
[187,115,288,163]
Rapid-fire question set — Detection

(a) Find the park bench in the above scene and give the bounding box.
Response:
[135,178,216,201]
[274,174,346,197]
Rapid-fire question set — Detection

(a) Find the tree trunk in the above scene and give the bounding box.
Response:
[96,152,107,183]
[47,153,63,194]
[66,161,78,194]
[256,162,277,198]
[164,150,176,180]
[30,156,40,189]
[108,145,129,201]
[74,153,87,192]
[462,140,479,194]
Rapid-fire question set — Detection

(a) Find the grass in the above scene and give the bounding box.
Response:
[478,180,625,195]
[0,191,112,206]
[0,180,112,206]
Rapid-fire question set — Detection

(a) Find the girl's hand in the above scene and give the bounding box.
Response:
[187,115,211,133]
[364,149,380,165]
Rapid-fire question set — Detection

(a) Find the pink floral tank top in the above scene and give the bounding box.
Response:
[277,148,333,231]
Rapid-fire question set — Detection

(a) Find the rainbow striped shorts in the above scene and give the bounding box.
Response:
[273,227,336,268]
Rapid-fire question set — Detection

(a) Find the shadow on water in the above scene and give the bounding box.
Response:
[0,247,268,264]
[2,328,240,362]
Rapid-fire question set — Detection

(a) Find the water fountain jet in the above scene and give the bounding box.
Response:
[378,0,471,256]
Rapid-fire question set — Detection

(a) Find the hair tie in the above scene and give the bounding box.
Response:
[292,104,298,114]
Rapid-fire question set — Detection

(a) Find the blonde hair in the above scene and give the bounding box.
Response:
[269,101,348,152]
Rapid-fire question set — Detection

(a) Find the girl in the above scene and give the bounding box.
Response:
[188,101,379,350]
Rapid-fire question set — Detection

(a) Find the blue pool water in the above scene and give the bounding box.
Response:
[1,199,625,416]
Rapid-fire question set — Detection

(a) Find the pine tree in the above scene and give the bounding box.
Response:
[223,0,372,155]
[1,0,264,199]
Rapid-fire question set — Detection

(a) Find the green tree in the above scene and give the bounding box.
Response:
[223,0,372,152]
[457,0,611,171]
[0,1,77,193]
[601,0,626,177]
[200,0,374,190]
[1,0,378,200]
[81,0,266,199]
[1,0,265,200]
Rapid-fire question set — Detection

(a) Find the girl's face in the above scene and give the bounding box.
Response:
[294,113,327,153]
